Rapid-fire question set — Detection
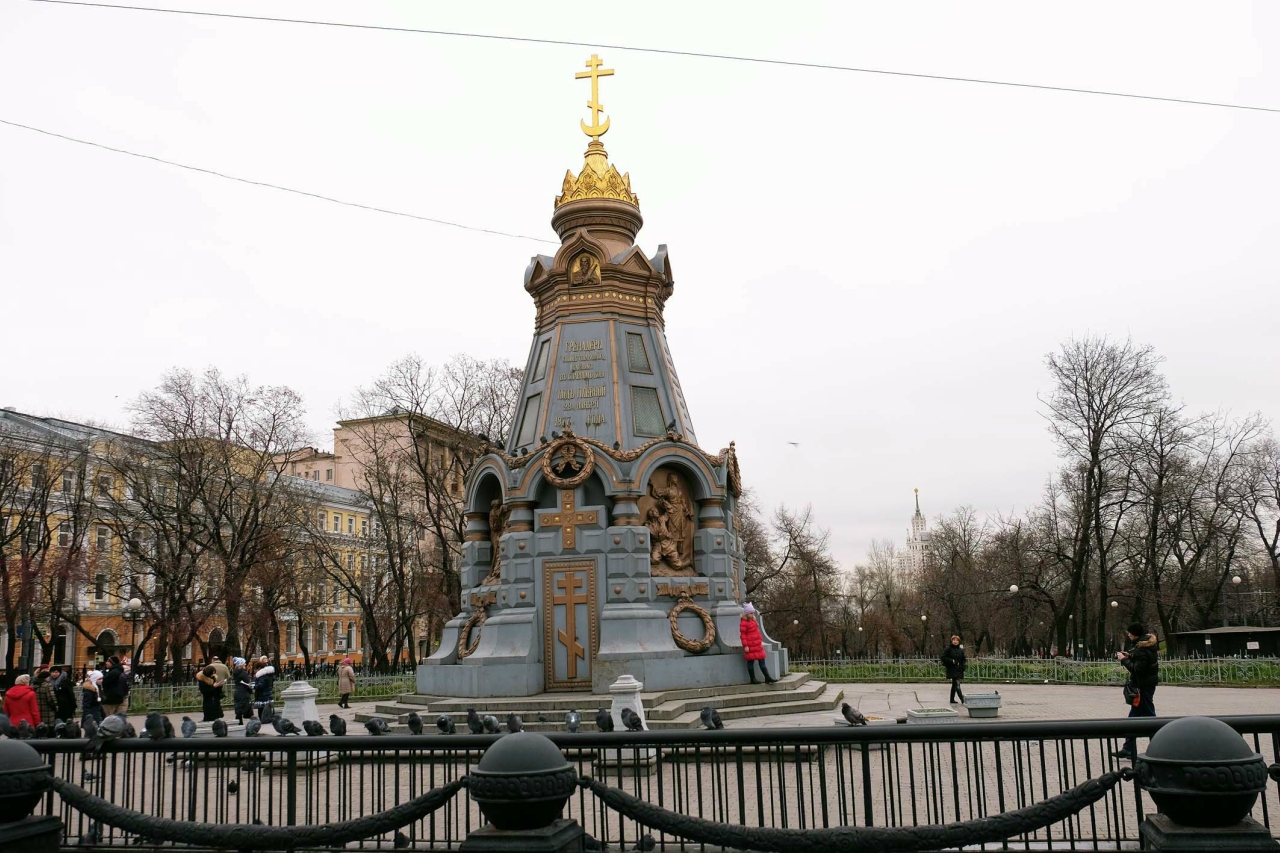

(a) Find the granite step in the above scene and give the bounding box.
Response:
[358,677,838,730]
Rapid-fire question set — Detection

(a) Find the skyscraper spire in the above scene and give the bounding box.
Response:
[914,487,921,516]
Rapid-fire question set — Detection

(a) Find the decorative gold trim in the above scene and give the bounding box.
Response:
[543,560,598,690]
[667,588,715,654]
[541,429,596,488]
[609,320,622,448]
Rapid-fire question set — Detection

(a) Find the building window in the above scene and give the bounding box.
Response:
[286,623,297,654]
[93,573,106,601]
[96,474,113,496]
[96,526,110,551]
[632,387,665,437]
[333,513,342,533]
[347,516,354,534]
[531,339,551,382]
[62,471,76,493]
[346,553,354,572]
[515,394,541,449]
[31,462,46,487]
[58,521,72,548]
[326,469,333,481]
[317,510,326,529]
[626,332,653,373]
[360,519,368,536]
[450,480,460,495]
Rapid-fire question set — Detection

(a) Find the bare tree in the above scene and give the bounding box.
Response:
[1041,335,1168,653]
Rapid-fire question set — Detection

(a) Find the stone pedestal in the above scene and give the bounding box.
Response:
[608,674,647,731]
[459,819,583,853]
[1141,814,1279,851]
[280,680,320,723]
[0,816,61,853]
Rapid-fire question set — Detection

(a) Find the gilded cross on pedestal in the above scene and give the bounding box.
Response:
[537,490,599,550]
[576,54,614,140]
[554,572,589,679]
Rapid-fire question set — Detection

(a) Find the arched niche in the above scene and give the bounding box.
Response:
[470,470,504,515]
[640,463,699,576]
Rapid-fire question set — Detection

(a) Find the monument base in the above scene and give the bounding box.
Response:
[1141,814,1279,851]
[459,819,583,853]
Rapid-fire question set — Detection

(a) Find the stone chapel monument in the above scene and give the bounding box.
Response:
[418,55,787,697]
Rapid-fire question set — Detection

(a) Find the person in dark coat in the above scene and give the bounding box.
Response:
[196,665,225,722]
[81,669,105,723]
[941,635,967,704]
[231,657,254,724]
[51,666,77,722]
[1113,622,1160,760]
[100,656,129,716]
[252,656,276,716]
[35,670,59,725]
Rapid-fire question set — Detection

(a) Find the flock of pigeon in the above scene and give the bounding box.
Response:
[0,701,768,745]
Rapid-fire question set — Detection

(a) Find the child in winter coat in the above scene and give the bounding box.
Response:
[739,603,777,684]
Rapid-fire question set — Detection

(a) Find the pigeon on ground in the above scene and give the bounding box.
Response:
[621,708,644,732]
[482,715,500,734]
[62,719,81,739]
[582,832,602,851]
[144,712,169,740]
[245,718,263,737]
[17,720,34,739]
[327,715,346,736]
[181,717,196,738]
[91,714,127,752]
[302,720,326,737]
[565,710,581,733]
[436,715,455,735]
[406,712,423,735]
[272,717,301,737]
[840,703,869,727]
[83,770,100,782]
[536,712,548,723]
[364,717,391,736]
[54,720,67,738]
[258,703,275,724]
[466,708,484,734]
[120,717,138,739]
[506,714,523,733]
[595,708,614,733]
[35,722,51,739]
[0,711,11,738]
[394,831,410,849]
[212,719,228,738]
[632,833,656,851]
[81,715,98,743]
[84,821,102,844]
[699,707,724,730]
[227,780,239,795]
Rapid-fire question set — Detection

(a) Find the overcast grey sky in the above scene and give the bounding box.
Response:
[2,0,1277,569]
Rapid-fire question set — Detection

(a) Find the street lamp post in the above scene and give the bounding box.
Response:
[1232,575,1244,628]
[123,597,144,665]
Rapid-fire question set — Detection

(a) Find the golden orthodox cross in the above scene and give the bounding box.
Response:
[576,54,614,140]
[554,572,589,679]
[537,490,599,550]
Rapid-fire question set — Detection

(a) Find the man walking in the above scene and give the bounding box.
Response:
[1112,622,1159,761]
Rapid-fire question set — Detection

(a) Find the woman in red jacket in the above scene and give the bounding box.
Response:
[739,603,777,684]
[3,673,42,727]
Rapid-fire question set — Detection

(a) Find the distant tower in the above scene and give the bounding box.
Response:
[896,488,931,577]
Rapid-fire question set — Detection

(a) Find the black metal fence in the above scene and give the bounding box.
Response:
[30,715,1280,851]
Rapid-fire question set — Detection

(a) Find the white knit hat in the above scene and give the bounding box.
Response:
[742,602,756,615]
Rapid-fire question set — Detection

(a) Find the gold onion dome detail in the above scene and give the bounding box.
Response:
[555,141,639,209]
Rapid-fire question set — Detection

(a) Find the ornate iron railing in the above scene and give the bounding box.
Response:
[28,715,1280,850]
[792,655,1280,685]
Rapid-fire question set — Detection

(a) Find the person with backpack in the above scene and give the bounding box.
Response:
[50,666,77,722]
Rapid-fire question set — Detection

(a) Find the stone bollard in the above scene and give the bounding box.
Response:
[463,732,583,852]
[0,739,60,853]
[608,674,648,731]
[280,680,320,724]
[1135,716,1278,851]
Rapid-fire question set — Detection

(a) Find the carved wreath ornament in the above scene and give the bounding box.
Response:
[542,431,595,489]
[668,589,716,654]
[457,605,488,660]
